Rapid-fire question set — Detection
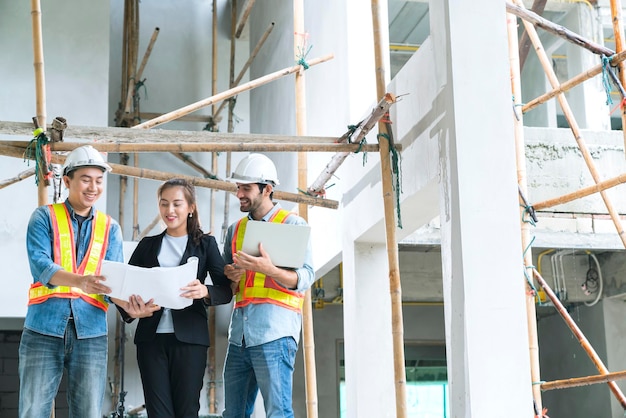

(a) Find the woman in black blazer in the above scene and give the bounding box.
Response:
[117,178,233,418]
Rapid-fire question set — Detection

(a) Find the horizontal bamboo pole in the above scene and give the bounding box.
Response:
[3,139,387,154]
[506,2,614,57]
[0,144,338,209]
[0,121,358,147]
[523,49,626,113]
[133,54,334,129]
[542,369,626,391]
[533,172,626,211]
[0,168,36,190]
[532,268,626,408]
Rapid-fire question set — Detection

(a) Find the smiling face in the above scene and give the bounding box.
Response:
[235,182,273,220]
[159,185,194,237]
[63,167,105,216]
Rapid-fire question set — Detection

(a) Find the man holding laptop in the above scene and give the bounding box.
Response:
[221,153,315,418]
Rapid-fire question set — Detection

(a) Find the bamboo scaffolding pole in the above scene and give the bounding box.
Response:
[308,93,396,196]
[0,144,338,209]
[532,268,626,407]
[235,0,255,39]
[0,168,36,190]
[518,0,547,71]
[609,0,626,153]
[139,112,214,123]
[507,11,543,411]
[541,369,626,391]
[506,2,614,57]
[132,54,334,130]
[136,213,162,241]
[124,27,160,115]
[214,21,275,120]
[3,139,386,154]
[0,121,380,146]
[523,49,626,113]
[30,0,47,206]
[533,172,626,211]
[514,0,626,252]
[132,153,139,240]
[371,1,407,417]
[293,3,319,417]
[171,153,217,179]
[207,2,219,412]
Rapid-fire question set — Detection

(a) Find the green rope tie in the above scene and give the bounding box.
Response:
[602,55,614,106]
[23,128,51,186]
[296,44,313,70]
[377,133,403,229]
[520,203,537,227]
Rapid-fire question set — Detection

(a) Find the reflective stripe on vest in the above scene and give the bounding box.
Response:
[28,203,111,311]
[233,209,305,313]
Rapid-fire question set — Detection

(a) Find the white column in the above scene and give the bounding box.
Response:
[432,1,534,416]
[342,242,395,418]
[564,4,611,130]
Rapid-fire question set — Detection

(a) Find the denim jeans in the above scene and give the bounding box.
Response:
[18,322,108,418]
[222,337,297,418]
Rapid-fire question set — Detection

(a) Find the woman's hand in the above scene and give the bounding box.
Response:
[180,279,209,300]
[113,295,160,318]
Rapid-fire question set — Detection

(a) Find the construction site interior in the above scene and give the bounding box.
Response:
[5,0,626,417]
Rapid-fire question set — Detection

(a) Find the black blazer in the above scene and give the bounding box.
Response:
[118,231,232,346]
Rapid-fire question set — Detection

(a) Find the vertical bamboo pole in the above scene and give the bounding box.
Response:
[371,1,407,417]
[31,0,47,206]
[294,2,318,417]
[208,0,219,413]
[609,0,626,153]
[132,153,139,240]
[507,12,543,413]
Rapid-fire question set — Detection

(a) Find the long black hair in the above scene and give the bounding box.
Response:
[157,178,204,245]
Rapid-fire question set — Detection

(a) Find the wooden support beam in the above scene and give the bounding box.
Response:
[0,144,338,210]
[0,121,402,151]
[124,27,160,114]
[371,1,407,417]
[308,93,396,196]
[522,48,626,113]
[235,0,255,39]
[133,54,333,130]
[541,370,626,391]
[507,9,543,412]
[0,168,36,190]
[2,138,387,154]
[532,172,626,211]
[506,2,614,57]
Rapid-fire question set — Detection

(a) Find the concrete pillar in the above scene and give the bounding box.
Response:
[432,1,534,416]
[342,242,395,418]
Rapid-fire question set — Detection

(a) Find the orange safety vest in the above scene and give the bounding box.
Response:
[233,209,305,313]
[28,203,111,311]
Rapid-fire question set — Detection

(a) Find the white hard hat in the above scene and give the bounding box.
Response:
[226,153,280,186]
[62,145,112,176]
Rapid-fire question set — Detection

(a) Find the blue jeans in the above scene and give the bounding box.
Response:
[18,322,108,418]
[222,337,297,418]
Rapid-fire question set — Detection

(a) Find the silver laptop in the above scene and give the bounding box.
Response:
[241,220,311,268]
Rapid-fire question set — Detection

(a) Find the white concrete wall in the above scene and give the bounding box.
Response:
[0,0,110,318]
